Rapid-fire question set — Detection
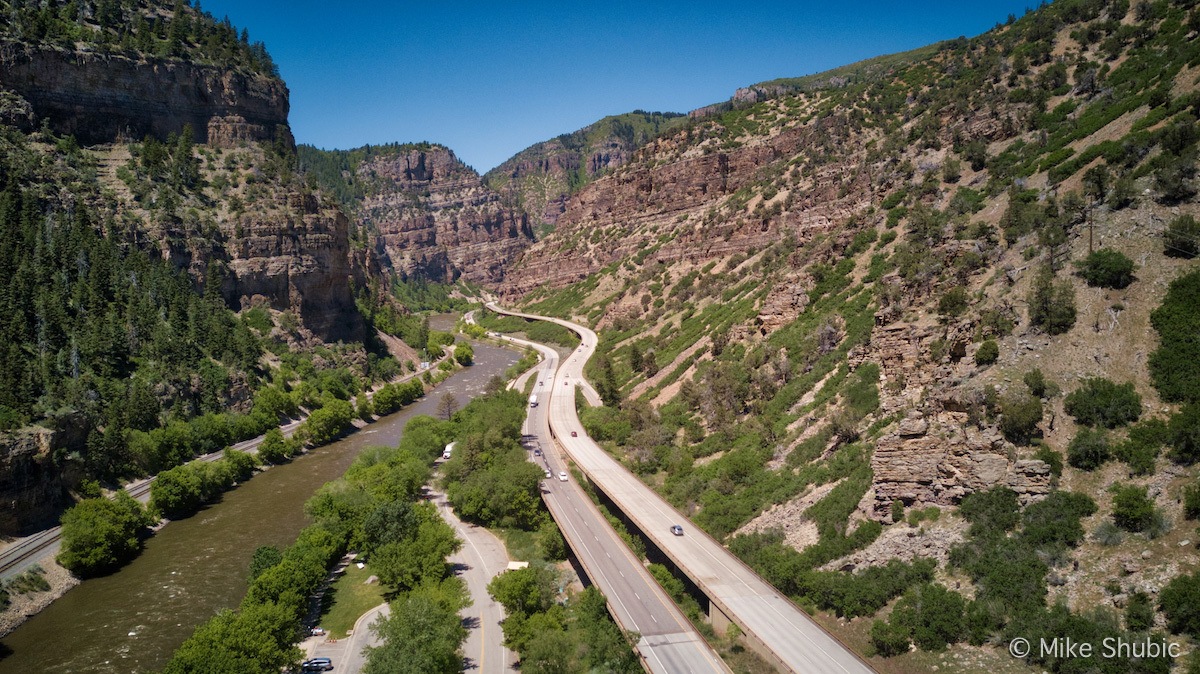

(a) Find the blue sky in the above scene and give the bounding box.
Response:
[200,1,1036,172]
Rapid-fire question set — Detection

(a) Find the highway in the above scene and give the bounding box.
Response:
[487,329,730,674]
[485,302,875,674]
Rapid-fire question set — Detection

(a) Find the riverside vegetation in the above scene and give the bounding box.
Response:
[161,385,633,672]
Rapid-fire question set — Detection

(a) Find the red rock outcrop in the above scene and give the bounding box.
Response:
[357,146,533,286]
[222,190,362,343]
[502,117,868,296]
[0,43,291,148]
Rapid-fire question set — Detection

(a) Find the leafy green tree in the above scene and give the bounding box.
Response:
[1185,483,1200,520]
[1076,249,1136,288]
[356,393,374,421]
[1023,368,1048,397]
[938,287,970,318]
[363,593,466,674]
[151,463,205,518]
[57,492,153,576]
[870,619,912,657]
[1126,591,1154,631]
[248,545,283,581]
[256,428,293,464]
[372,512,461,592]
[163,601,301,674]
[1111,484,1155,532]
[1064,378,1142,428]
[453,342,474,366]
[299,398,353,446]
[488,566,556,618]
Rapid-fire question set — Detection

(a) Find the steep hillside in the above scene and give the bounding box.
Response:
[0,2,416,535]
[484,111,686,235]
[300,143,534,286]
[0,0,290,147]
[502,1,1200,671]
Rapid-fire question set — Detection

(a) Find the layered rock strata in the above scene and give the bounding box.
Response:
[0,44,291,147]
[357,147,532,286]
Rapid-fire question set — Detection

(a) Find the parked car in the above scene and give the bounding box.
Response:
[302,658,333,672]
[558,471,568,482]
[670,525,684,536]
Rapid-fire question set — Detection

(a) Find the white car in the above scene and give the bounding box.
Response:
[544,469,552,479]
[557,471,568,482]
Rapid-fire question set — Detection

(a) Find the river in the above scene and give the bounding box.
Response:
[0,330,519,674]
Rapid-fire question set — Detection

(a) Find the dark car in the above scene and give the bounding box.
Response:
[534,448,541,456]
[670,525,684,536]
[570,431,578,437]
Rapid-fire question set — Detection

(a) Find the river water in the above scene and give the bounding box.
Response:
[0,331,518,674]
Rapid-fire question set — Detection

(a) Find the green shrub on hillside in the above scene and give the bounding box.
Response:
[1164,214,1200,258]
[999,393,1043,445]
[889,583,966,652]
[938,287,970,318]
[1075,249,1136,288]
[974,340,999,366]
[1169,403,1200,464]
[1160,572,1200,639]
[1027,266,1077,335]
[1111,484,1155,532]
[1068,428,1111,471]
[1114,418,1169,475]
[1064,378,1142,428]
[1149,271,1200,403]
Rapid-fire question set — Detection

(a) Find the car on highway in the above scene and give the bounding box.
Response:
[545,469,552,478]
[558,471,568,482]
[301,658,333,672]
[570,431,578,437]
[534,448,541,456]
[671,524,684,536]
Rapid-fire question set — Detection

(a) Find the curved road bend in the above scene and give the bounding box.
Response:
[486,302,875,674]
[489,332,729,674]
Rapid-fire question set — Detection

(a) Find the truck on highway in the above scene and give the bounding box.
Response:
[529,394,538,408]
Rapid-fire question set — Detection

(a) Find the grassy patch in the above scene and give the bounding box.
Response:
[318,562,386,638]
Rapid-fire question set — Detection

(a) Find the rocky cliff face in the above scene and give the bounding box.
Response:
[484,111,685,231]
[502,114,867,296]
[0,43,291,147]
[0,420,85,535]
[223,190,361,343]
[357,146,532,286]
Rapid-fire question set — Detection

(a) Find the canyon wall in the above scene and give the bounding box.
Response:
[0,43,291,147]
[357,146,533,286]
